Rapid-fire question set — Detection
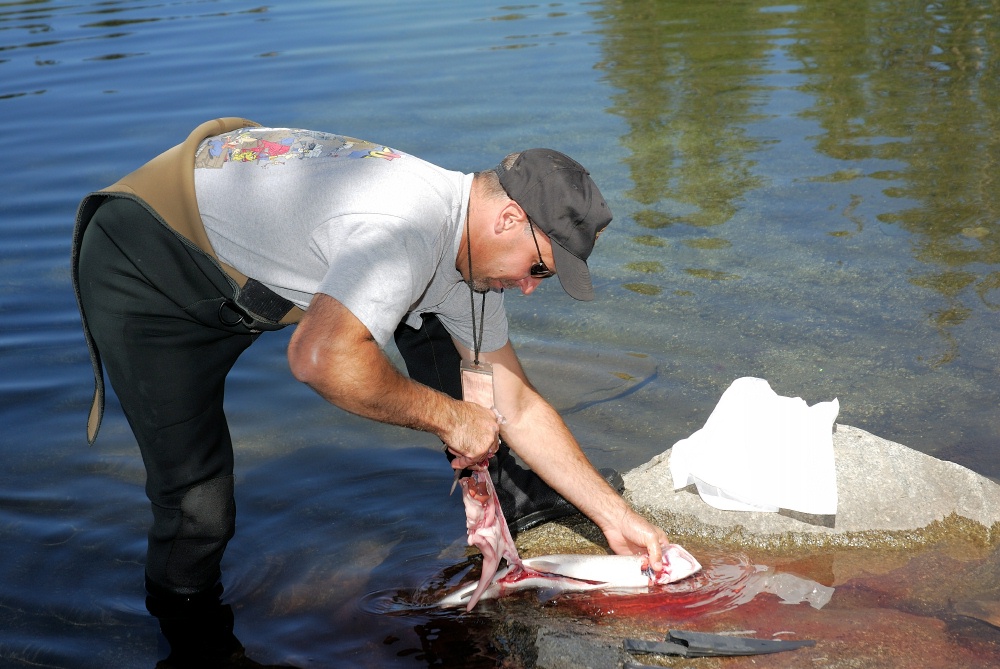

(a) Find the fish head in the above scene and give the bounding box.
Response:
[650,543,702,584]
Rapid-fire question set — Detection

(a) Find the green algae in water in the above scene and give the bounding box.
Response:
[806,168,864,183]
[633,235,667,247]
[634,210,681,229]
[910,270,976,298]
[623,282,662,296]
[684,268,740,281]
[682,237,732,250]
[625,260,664,273]
[962,227,989,239]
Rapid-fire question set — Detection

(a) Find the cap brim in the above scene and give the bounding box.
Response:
[550,242,595,301]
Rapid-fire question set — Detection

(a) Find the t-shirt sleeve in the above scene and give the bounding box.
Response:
[312,214,436,347]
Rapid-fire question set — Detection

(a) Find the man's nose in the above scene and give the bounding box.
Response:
[516,277,542,295]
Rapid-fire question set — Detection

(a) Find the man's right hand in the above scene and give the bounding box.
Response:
[443,400,502,470]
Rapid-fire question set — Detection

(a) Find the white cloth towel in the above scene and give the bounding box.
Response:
[670,377,839,514]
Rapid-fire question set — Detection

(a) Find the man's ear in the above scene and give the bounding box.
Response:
[496,200,528,234]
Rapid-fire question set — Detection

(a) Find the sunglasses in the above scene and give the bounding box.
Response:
[527,220,556,279]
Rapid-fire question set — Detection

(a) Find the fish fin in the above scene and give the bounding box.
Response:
[535,587,564,603]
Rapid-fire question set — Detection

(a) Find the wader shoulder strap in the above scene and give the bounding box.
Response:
[100,117,303,325]
[106,117,257,264]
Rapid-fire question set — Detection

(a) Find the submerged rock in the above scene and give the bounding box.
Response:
[624,424,1000,549]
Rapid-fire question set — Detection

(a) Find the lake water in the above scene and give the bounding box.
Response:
[2,0,999,667]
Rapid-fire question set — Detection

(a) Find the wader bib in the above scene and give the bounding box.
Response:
[71,117,304,445]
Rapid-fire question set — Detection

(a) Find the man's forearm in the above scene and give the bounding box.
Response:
[288,293,499,461]
[464,339,669,564]
[297,328,452,432]
[501,392,631,531]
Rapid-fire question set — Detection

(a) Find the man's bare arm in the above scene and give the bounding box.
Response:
[462,340,671,570]
[287,293,499,462]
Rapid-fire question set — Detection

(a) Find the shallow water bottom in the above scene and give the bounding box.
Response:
[607,543,1000,668]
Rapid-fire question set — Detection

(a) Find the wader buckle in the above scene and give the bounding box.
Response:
[218,300,253,327]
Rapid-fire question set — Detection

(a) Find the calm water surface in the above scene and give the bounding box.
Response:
[2,0,998,666]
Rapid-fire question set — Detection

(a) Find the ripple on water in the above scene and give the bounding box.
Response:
[360,558,479,615]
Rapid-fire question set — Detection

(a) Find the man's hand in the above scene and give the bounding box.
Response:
[598,508,671,573]
[443,402,501,469]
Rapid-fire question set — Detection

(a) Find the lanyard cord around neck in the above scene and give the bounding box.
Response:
[466,213,486,365]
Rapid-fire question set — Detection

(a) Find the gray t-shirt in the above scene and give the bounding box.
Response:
[192,127,507,351]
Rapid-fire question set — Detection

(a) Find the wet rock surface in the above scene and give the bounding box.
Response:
[484,425,1000,668]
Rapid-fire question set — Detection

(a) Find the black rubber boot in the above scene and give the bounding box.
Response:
[145,577,300,668]
[489,442,625,536]
[145,577,243,668]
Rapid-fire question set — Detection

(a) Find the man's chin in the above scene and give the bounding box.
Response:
[470,279,509,294]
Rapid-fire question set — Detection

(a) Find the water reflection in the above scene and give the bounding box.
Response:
[597,0,768,231]
[792,1,1000,365]
[360,560,517,668]
[145,579,287,669]
[597,0,1000,363]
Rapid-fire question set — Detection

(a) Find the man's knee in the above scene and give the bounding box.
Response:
[147,475,236,595]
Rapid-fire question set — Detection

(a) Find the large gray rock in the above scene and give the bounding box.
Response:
[624,424,1000,548]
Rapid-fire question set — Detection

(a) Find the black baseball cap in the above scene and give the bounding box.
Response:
[495,149,612,301]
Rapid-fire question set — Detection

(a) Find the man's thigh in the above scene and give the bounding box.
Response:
[77,198,254,502]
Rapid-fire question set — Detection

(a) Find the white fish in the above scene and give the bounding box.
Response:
[526,546,702,587]
[447,460,701,610]
[438,546,702,608]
